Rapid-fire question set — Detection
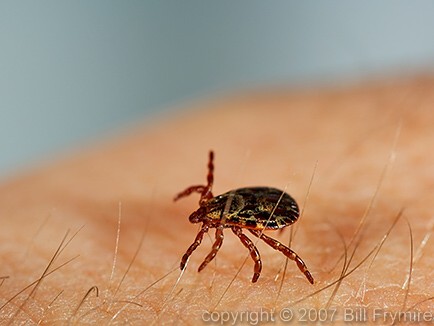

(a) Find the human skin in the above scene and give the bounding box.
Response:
[0,76,433,324]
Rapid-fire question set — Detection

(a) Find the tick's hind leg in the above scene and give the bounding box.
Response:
[232,226,262,283]
[181,224,209,270]
[248,229,314,284]
[198,226,224,272]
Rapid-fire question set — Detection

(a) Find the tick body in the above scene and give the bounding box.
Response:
[174,151,314,284]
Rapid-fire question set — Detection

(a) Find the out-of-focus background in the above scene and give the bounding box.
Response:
[1,1,434,177]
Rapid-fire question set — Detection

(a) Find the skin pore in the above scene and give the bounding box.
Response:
[0,76,433,324]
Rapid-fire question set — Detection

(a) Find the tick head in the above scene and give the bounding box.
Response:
[188,207,206,224]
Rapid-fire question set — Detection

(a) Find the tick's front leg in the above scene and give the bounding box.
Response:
[174,185,205,201]
[181,224,209,270]
[198,226,224,272]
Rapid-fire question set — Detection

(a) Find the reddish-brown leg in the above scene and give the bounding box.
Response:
[180,224,209,270]
[198,226,224,272]
[174,185,205,201]
[248,229,314,284]
[199,150,214,204]
[231,226,262,283]
[174,151,215,205]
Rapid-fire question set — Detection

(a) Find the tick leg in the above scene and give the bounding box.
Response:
[181,224,209,270]
[174,151,215,204]
[199,150,214,204]
[198,226,224,272]
[174,185,205,201]
[248,229,314,284]
[232,227,262,283]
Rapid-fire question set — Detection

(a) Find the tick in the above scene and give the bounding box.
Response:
[174,151,314,284]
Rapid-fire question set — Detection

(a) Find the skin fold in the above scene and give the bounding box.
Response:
[0,76,433,324]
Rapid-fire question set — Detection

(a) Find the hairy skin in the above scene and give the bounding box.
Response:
[0,77,433,324]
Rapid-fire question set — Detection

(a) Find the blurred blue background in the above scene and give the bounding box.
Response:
[1,1,434,177]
